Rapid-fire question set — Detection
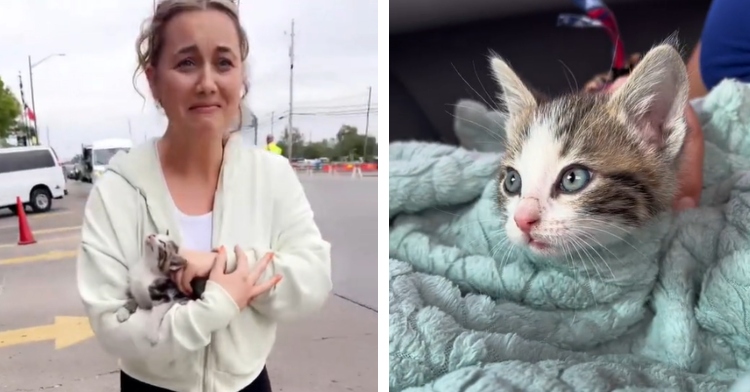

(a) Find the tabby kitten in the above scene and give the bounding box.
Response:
[116,232,191,324]
[490,42,689,256]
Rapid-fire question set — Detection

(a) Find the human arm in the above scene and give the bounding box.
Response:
[672,104,704,210]
[246,158,333,321]
[687,41,708,100]
[76,176,240,362]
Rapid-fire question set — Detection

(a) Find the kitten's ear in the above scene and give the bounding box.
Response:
[489,55,537,118]
[609,43,689,161]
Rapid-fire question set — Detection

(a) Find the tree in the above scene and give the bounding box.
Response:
[268,123,378,161]
[333,124,377,161]
[276,126,305,159]
[0,78,22,139]
[302,139,335,159]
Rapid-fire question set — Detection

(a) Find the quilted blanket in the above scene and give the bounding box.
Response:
[389,79,750,392]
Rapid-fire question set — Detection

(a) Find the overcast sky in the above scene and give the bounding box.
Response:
[0,0,378,159]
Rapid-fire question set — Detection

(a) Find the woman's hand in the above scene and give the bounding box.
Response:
[605,76,704,211]
[208,246,283,310]
[673,105,704,211]
[172,249,217,296]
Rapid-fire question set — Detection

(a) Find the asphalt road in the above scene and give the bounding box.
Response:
[0,173,377,392]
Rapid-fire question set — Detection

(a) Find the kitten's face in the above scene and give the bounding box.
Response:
[490,43,689,257]
[145,233,181,274]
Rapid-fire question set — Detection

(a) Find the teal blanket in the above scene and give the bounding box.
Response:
[389,79,750,391]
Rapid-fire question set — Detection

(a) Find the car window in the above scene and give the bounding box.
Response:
[0,150,56,174]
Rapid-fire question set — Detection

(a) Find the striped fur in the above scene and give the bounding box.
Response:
[117,233,191,323]
[490,42,689,256]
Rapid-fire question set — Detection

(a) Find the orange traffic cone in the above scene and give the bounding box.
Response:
[16,197,36,245]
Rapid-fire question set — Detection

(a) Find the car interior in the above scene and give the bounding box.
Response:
[390,0,712,145]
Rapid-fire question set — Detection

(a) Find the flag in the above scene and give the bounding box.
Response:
[25,105,35,121]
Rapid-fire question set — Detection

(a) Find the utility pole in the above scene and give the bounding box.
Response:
[28,56,38,137]
[26,53,65,146]
[17,72,28,130]
[362,86,372,161]
[253,119,258,145]
[286,19,295,159]
[271,112,275,140]
[127,119,133,141]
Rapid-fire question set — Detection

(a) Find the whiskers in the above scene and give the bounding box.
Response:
[533,216,648,283]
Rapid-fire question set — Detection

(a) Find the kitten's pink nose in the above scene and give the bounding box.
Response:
[514,198,541,234]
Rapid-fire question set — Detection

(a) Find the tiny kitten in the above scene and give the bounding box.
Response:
[116,232,191,344]
[490,42,689,257]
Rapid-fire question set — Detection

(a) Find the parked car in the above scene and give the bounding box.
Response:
[0,145,68,213]
[66,165,81,180]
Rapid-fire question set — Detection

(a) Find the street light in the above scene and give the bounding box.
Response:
[28,53,65,143]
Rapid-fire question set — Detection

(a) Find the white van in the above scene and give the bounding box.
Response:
[80,138,133,183]
[0,145,67,213]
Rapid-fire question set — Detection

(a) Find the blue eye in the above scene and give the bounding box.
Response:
[559,166,592,193]
[503,168,522,195]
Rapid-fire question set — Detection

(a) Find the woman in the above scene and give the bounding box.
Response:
[76,1,333,391]
[686,0,750,99]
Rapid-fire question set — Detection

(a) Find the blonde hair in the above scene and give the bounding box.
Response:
[133,0,250,103]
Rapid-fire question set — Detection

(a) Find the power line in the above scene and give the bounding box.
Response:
[292,103,377,111]
[294,109,378,116]
[293,92,372,107]
[255,108,378,129]
[262,103,378,119]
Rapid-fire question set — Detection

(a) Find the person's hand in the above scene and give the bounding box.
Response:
[172,249,217,296]
[208,246,283,309]
[605,76,704,211]
[673,105,704,211]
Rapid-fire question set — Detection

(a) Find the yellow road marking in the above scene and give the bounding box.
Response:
[33,211,72,219]
[0,234,81,249]
[0,250,78,266]
[34,225,81,235]
[0,211,73,230]
[0,317,94,350]
[0,226,82,249]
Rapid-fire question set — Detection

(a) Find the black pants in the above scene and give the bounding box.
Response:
[120,367,272,392]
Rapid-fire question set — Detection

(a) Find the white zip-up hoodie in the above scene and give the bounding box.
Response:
[76,134,333,392]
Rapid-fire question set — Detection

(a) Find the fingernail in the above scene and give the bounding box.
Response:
[676,197,696,211]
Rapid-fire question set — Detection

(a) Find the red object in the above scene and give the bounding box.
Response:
[16,197,36,245]
[25,106,36,121]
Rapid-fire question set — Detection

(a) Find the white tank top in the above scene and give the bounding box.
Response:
[175,209,213,252]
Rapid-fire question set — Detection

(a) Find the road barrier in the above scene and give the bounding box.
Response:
[292,162,378,177]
